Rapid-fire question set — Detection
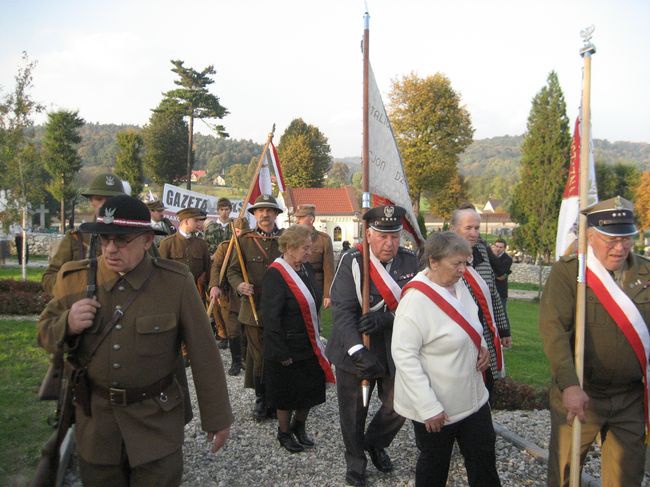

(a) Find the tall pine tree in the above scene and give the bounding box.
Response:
[142,103,188,185]
[510,71,570,262]
[115,130,144,196]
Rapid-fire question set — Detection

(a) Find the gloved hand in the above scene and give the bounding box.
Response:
[350,348,385,380]
[357,311,394,335]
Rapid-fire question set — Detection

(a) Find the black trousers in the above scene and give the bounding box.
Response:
[335,367,405,475]
[412,403,501,487]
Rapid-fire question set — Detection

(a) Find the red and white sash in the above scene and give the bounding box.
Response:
[356,244,401,311]
[269,258,335,384]
[586,246,650,435]
[463,266,504,373]
[402,274,483,351]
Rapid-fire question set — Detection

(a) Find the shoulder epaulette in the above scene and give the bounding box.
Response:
[152,258,190,275]
[240,229,255,237]
[398,247,417,256]
[60,259,90,277]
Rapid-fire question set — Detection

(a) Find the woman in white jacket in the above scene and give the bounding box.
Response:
[392,231,501,487]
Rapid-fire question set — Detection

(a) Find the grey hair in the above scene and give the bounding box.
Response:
[422,231,471,266]
[278,224,312,253]
[450,207,480,228]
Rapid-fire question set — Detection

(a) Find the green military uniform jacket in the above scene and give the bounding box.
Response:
[227,228,282,327]
[204,219,233,255]
[539,252,650,398]
[37,254,234,467]
[42,231,98,295]
[308,229,335,300]
[158,232,211,285]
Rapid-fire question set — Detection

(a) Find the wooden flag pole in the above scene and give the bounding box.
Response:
[569,27,596,487]
[360,10,371,407]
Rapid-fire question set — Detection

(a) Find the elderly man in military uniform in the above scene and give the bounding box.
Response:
[37,195,233,487]
[327,205,418,487]
[42,173,125,295]
[227,194,283,420]
[204,197,234,255]
[147,200,176,245]
[293,204,335,308]
[540,196,650,487]
[208,217,250,376]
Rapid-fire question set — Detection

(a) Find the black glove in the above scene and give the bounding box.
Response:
[350,348,385,380]
[357,311,394,335]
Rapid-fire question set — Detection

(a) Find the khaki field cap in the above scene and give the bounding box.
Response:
[247,194,283,214]
[81,173,125,198]
[146,200,165,212]
[294,204,316,218]
[582,195,638,237]
[176,207,207,221]
[79,195,166,235]
[363,205,406,233]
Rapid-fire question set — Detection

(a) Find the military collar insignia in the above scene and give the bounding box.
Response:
[106,175,115,186]
[103,207,116,224]
[384,206,395,218]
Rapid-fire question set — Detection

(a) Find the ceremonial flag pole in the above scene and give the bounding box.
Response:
[361,10,372,407]
[570,26,596,487]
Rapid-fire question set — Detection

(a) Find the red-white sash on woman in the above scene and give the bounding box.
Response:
[462,266,504,373]
[355,244,401,311]
[401,274,483,351]
[269,258,336,384]
[586,246,650,436]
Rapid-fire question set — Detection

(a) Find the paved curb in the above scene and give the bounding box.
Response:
[494,421,601,486]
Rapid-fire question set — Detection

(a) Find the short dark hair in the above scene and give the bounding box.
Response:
[494,238,507,246]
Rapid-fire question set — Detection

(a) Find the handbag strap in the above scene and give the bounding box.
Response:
[79,271,154,367]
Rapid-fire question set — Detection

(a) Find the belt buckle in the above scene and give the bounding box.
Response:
[109,387,128,406]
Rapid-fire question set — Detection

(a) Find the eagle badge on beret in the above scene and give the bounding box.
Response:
[105,175,116,186]
[103,207,116,224]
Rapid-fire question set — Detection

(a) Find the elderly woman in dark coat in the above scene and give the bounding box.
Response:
[261,224,335,453]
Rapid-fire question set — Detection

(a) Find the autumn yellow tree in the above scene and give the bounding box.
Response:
[635,171,650,237]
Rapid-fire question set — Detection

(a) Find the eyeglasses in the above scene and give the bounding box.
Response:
[99,234,144,249]
[593,233,634,249]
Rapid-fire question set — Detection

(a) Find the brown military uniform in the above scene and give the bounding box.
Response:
[37,254,234,470]
[209,240,242,339]
[158,232,211,289]
[42,231,98,295]
[227,228,282,386]
[308,229,335,301]
[540,253,650,486]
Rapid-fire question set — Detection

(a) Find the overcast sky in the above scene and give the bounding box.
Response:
[1,0,648,158]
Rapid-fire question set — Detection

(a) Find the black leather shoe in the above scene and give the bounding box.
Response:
[228,361,242,376]
[277,430,304,453]
[365,447,393,473]
[345,470,367,487]
[218,339,229,350]
[290,421,314,447]
[253,396,266,421]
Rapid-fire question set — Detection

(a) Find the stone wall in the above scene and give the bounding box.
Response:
[510,262,552,286]
[3,233,64,258]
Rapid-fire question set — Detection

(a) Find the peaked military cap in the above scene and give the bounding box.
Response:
[80,195,167,235]
[146,200,165,211]
[81,173,125,198]
[247,194,283,214]
[294,204,316,218]
[582,195,638,237]
[176,207,207,221]
[363,205,405,232]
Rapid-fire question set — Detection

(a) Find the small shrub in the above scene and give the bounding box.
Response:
[492,377,548,410]
[0,279,50,315]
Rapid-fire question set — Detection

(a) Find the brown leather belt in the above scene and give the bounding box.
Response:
[92,373,174,406]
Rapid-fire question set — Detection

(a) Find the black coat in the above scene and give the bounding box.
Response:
[262,262,322,363]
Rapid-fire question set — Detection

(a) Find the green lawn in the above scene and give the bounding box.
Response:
[0,319,52,486]
[0,266,45,282]
[509,282,541,292]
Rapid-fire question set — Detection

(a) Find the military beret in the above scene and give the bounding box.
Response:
[177,207,207,221]
[80,195,167,235]
[582,195,638,237]
[363,205,405,233]
[247,194,283,214]
[294,204,316,218]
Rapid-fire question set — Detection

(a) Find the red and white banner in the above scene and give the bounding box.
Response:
[402,274,483,351]
[368,64,424,246]
[586,246,650,435]
[356,244,401,311]
[463,266,504,374]
[555,115,598,260]
[269,258,336,384]
[269,141,285,193]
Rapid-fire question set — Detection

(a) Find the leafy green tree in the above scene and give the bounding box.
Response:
[426,173,468,221]
[142,102,188,185]
[115,130,144,196]
[595,161,639,201]
[0,52,46,235]
[42,110,85,232]
[388,72,473,214]
[277,118,332,188]
[635,171,650,237]
[161,60,229,189]
[325,162,351,187]
[510,71,570,262]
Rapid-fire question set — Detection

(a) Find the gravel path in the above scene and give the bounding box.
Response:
[61,348,650,487]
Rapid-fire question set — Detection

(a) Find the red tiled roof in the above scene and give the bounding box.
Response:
[284,186,360,215]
